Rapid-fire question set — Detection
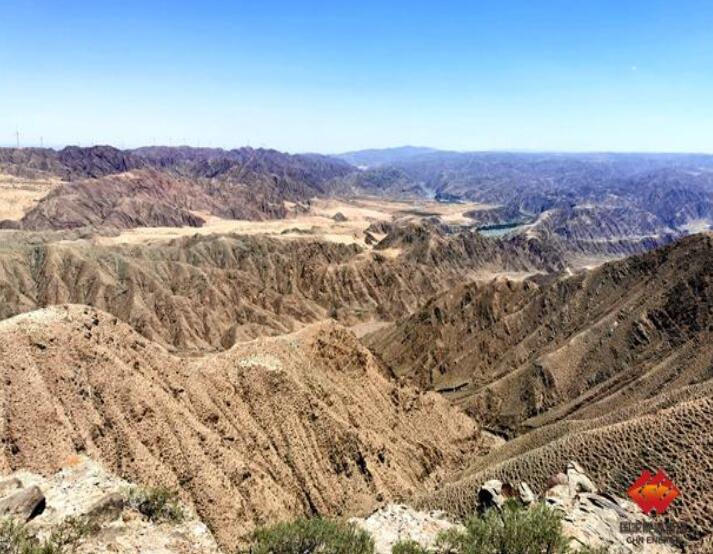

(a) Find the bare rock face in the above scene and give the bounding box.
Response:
[351,504,460,554]
[517,482,536,505]
[477,479,506,511]
[0,485,45,521]
[0,477,22,497]
[85,492,125,525]
[2,456,219,554]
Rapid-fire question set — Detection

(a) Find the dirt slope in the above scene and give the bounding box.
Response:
[366,234,713,546]
[0,228,561,352]
[366,233,713,434]
[417,382,713,547]
[0,305,478,550]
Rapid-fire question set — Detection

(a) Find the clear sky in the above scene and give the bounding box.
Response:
[2,0,712,153]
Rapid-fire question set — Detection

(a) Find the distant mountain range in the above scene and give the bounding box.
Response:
[334,146,443,167]
[2,145,712,259]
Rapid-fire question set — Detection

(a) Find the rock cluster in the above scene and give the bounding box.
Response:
[352,504,460,554]
[0,456,219,553]
[358,462,681,553]
[475,462,679,554]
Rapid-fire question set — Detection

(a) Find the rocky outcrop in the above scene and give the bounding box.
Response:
[352,504,460,554]
[0,484,45,521]
[538,463,679,553]
[0,457,219,553]
[356,463,679,553]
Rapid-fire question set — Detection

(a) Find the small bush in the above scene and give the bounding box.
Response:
[434,500,570,554]
[245,518,374,554]
[391,539,430,553]
[0,516,94,554]
[126,486,185,524]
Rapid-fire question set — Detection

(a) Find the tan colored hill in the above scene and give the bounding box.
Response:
[0,305,479,550]
[365,233,713,547]
[366,233,713,434]
[0,227,561,353]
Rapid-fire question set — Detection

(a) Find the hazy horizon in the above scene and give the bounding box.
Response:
[3,1,713,153]
[4,143,713,158]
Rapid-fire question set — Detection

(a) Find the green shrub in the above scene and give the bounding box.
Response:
[391,539,430,553]
[245,518,374,554]
[433,500,570,554]
[126,486,185,524]
[0,516,94,554]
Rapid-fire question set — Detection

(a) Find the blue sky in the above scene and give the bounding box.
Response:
[2,0,712,153]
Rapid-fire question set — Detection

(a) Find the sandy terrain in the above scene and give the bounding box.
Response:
[0,173,59,220]
[94,197,493,247]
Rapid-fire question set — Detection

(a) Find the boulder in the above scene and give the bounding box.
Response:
[0,477,23,497]
[0,485,45,521]
[351,504,460,554]
[478,479,506,511]
[86,492,125,524]
[566,461,597,494]
[517,482,536,505]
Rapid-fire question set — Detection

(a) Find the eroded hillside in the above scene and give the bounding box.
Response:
[0,225,562,352]
[366,233,713,433]
[365,234,713,547]
[0,305,479,550]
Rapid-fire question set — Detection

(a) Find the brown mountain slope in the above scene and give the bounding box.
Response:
[0,305,479,550]
[365,233,713,435]
[0,228,562,352]
[1,146,355,229]
[417,382,713,547]
[367,234,713,547]
[19,168,294,230]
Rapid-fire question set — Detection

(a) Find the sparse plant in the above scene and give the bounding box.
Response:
[126,486,185,524]
[0,516,95,554]
[433,500,571,554]
[391,539,430,553]
[243,518,375,554]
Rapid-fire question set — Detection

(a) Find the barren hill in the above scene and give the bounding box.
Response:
[1,146,355,229]
[19,168,292,230]
[0,305,479,550]
[366,233,713,434]
[0,227,562,352]
[366,234,713,546]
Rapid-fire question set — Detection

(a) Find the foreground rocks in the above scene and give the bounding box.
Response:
[476,462,679,554]
[0,456,219,553]
[357,462,680,553]
[352,504,460,554]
